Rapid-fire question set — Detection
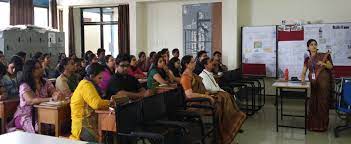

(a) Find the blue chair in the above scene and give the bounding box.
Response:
[334,78,351,137]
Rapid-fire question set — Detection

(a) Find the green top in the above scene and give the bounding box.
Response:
[147,68,159,89]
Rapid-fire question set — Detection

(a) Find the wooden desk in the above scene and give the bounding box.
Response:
[272,81,310,134]
[0,98,19,134]
[34,103,71,137]
[96,109,116,143]
[0,131,88,144]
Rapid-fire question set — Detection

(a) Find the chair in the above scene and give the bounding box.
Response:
[334,77,351,137]
[115,100,164,144]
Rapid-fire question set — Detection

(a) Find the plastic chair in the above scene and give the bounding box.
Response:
[334,77,351,137]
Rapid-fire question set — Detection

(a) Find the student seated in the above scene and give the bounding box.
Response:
[56,58,77,98]
[1,56,23,98]
[127,55,146,79]
[70,63,114,142]
[167,57,181,83]
[180,55,246,144]
[213,51,228,75]
[147,53,174,89]
[193,51,208,75]
[8,60,64,133]
[99,55,115,93]
[106,54,150,100]
[136,52,149,72]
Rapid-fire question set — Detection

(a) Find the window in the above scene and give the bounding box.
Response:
[0,1,10,27]
[34,0,49,27]
[81,7,119,57]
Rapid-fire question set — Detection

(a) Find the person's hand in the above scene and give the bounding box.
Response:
[301,79,306,85]
[109,97,116,108]
[317,61,325,66]
[52,91,64,101]
[203,94,215,104]
[116,91,128,97]
[143,90,153,97]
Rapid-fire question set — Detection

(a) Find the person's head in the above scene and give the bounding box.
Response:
[58,58,75,74]
[181,55,195,72]
[58,53,66,62]
[115,54,131,74]
[21,60,44,91]
[168,57,181,70]
[88,53,98,64]
[104,55,115,70]
[86,63,105,85]
[196,50,208,62]
[161,48,169,59]
[69,53,77,59]
[33,52,44,63]
[138,52,146,62]
[130,55,138,67]
[307,39,318,54]
[16,51,27,62]
[42,53,51,66]
[154,53,166,69]
[97,48,105,58]
[7,56,24,75]
[213,51,222,62]
[84,51,93,61]
[201,57,215,72]
[73,58,82,72]
[0,51,5,64]
[149,51,156,60]
[172,48,179,58]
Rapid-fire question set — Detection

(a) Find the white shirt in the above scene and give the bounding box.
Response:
[199,69,224,92]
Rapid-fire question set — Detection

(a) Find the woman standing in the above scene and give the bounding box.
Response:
[180,55,246,144]
[9,60,64,133]
[301,39,333,132]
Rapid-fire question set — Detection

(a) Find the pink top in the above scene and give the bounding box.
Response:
[127,67,146,79]
[99,69,112,92]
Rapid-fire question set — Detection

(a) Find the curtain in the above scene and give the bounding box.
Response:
[59,9,63,32]
[68,7,75,56]
[118,5,130,54]
[10,0,34,25]
[50,0,58,29]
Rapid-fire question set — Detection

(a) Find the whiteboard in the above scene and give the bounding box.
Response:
[242,26,277,77]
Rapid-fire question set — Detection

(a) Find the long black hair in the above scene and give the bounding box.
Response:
[181,55,193,73]
[9,56,24,73]
[57,58,71,73]
[168,57,181,77]
[150,52,167,79]
[21,60,45,91]
[85,63,105,96]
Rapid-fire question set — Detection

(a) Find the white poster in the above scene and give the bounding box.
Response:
[242,26,277,77]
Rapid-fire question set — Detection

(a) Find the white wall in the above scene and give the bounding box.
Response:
[138,0,240,69]
[238,0,351,27]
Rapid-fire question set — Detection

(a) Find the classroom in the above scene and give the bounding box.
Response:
[0,0,350,143]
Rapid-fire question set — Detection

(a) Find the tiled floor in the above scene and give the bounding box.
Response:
[235,96,351,144]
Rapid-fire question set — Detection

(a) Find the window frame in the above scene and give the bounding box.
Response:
[80,7,118,57]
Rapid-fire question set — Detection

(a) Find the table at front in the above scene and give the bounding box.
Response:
[0,131,89,144]
[272,81,310,134]
[0,98,19,134]
[34,103,71,137]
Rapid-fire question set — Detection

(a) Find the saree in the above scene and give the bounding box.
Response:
[304,52,334,131]
[181,73,246,144]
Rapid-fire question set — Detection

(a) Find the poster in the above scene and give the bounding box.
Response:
[242,26,277,77]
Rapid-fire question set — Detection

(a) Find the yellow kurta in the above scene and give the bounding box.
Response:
[69,79,109,140]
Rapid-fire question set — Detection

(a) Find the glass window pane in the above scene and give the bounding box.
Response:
[0,2,9,27]
[34,7,48,27]
[33,0,48,7]
[84,25,101,53]
[103,25,118,57]
[83,8,101,22]
[102,7,118,22]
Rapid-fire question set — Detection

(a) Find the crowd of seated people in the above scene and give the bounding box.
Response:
[0,48,245,143]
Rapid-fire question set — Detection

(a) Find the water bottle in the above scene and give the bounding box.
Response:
[284,68,289,81]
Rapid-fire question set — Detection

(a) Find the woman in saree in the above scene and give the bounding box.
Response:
[180,55,246,144]
[301,39,334,132]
